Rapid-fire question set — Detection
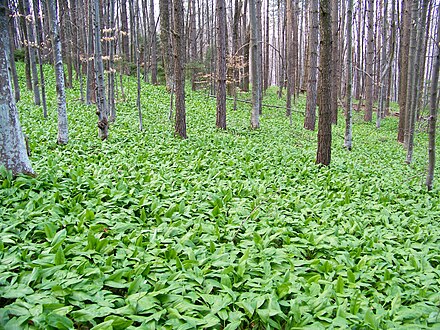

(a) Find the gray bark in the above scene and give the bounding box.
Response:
[249,0,260,129]
[344,0,353,150]
[216,0,227,129]
[364,0,374,122]
[47,0,69,145]
[0,0,34,176]
[426,5,439,191]
[304,0,318,131]
[23,0,41,106]
[93,0,108,140]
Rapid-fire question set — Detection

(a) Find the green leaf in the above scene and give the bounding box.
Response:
[46,313,74,330]
[54,246,66,265]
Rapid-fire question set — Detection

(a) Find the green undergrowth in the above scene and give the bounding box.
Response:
[0,64,439,329]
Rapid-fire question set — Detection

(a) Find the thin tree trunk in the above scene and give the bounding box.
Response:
[216,0,227,129]
[406,0,429,164]
[426,5,439,191]
[364,0,374,122]
[397,0,410,142]
[7,15,20,102]
[33,0,47,117]
[0,0,33,176]
[316,0,332,166]
[249,0,260,129]
[304,0,318,131]
[330,0,338,124]
[344,0,353,150]
[17,0,32,91]
[377,0,388,128]
[93,0,108,140]
[173,0,187,139]
[149,0,157,84]
[160,0,173,90]
[263,0,269,91]
[47,0,69,144]
[23,0,41,105]
[108,0,116,122]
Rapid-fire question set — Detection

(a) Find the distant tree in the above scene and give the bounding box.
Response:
[93,0,109,140]
[160,0,173,90]
[47,0,69,145]
[330,0,339,124]
[304,0,319,131]
[249,0,261,129]
[344,0,353,150]
[172,0,187,139]
[32,0,47,117]
[316,0,332,166]
[216,0,227,130]
[23,0,41,106]
[397,0,411,143]
[426,5,439,191]
[364,0,374,122]
[149,0,157,85]
[405,0,429,164]
[0,0,34,176]
[7,11,20,102]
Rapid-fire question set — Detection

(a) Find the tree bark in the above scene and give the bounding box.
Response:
[160,0,173,90]
[7,15,20,103]
[304,0,319,131]
[173,0,187,139]
[33,0,47,117]
[47,0,69,145]
[344,0,353,150]
[149,0,157,84]
[216,0,227,129]
[364,0,374,122]
[316,0,332,166]
[330,0,339,124]
[426,5,439,191]
[397,0,411,142]
[406,0,429,164]
[0,0,34,176]
[93,0,108,140]
[249,0,260,129]
[23,0,41,106]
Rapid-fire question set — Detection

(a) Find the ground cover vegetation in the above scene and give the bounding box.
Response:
[1,64,440,329]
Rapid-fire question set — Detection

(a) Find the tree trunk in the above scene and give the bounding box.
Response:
[330,0,339,124]
[216,0,227,129]
[304,0,318,131]
[120,0,130,65]
[397,0,411,142]
[249,0,260,129]
[426,5,439,191]
[33,0,47,117]
[7,15,20,103]
[344,0,353,150]
[17,0,32,92]
[93,0,108,140]
[405,0,429,164]
[263,0,269,91]
[316,0,332,166]
[364,0,374,122]
[377,0,388,128]
[47,0,69,145]
[173,0,187,139]
[150,0,157,84]
[23,0,41,106]
[108,0,116,122]
[160,0,173,90]
[0,0,34,176]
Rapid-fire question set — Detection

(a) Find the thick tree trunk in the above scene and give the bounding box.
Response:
[216,0,227,129]
[173,0,187,139]
[0,0,34,176]
[249,0,260,129]
[426,5,439,191]
[93,0,108,140]
[344,0,353,150]
[47,0,69,145]
[316,0,332,166]
[304,0,318,131]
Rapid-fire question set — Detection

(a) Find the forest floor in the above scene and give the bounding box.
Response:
[1,64,440,329]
